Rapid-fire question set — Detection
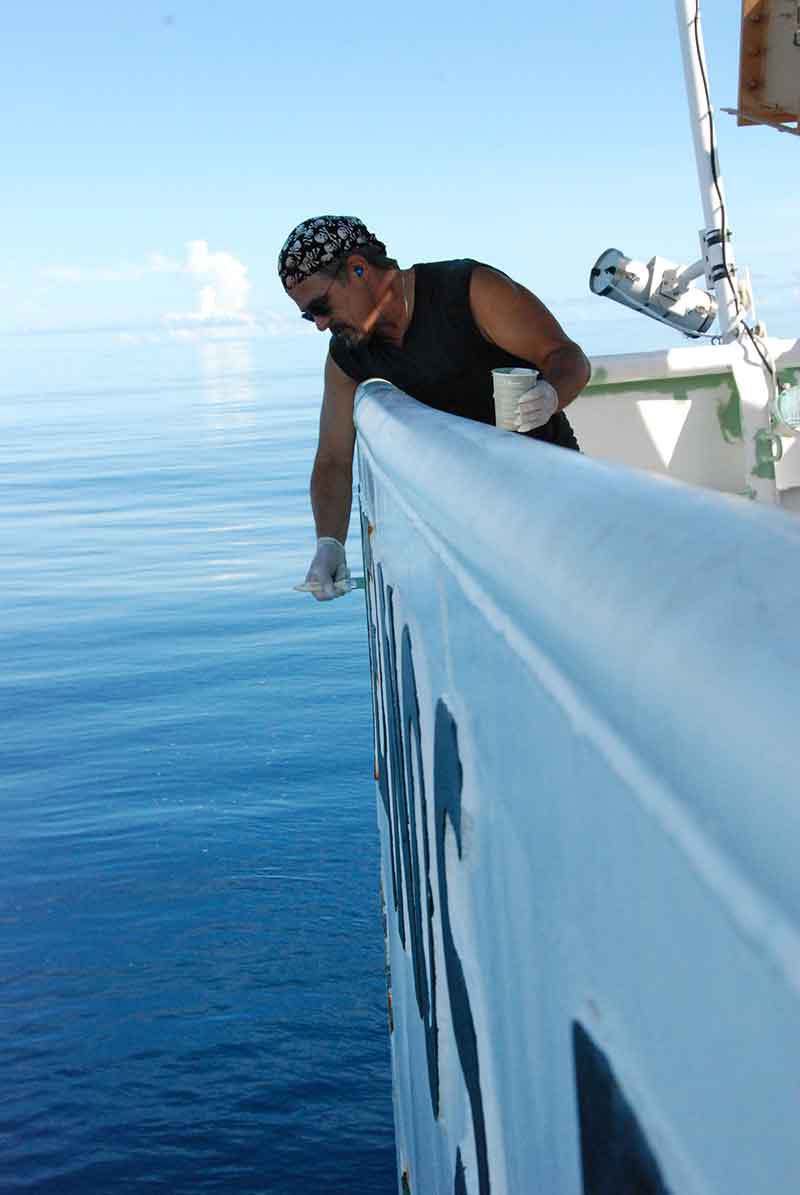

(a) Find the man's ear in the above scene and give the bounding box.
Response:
[348,254,368,280]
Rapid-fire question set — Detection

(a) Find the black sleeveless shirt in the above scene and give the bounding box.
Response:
[329,258,579,449]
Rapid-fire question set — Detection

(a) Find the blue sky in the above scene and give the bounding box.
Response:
[2,0,797,368]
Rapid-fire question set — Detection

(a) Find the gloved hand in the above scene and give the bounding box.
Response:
[303,536,349,601]
[516,379,559,433]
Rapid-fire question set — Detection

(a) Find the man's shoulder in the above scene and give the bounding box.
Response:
[416,257,482,273]
[416,258,486,302]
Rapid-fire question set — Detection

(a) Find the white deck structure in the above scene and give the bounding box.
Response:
[572,339,800,505]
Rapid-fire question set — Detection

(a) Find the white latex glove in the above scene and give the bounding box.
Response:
[303,536,349,601]
[516,379,559,433]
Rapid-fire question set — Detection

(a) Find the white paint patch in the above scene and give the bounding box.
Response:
[637,398,693,467]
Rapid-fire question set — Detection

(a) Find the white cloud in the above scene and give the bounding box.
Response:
[185,240,251,315]
[106,307,309,346]
[116,330,164,345]
[39,240,251,320]
[162,240,255,332]
[31,240,257,341]
[160,308,310,341]
[40,258,182,284]
[147,251,182,274]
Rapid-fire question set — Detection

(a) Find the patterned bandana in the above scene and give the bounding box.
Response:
[278,216,386,291]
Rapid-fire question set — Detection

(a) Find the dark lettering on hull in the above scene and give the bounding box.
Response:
[454,1148,467,1195]
[361,544,492,1194]
[360,508,385,820]
[362,509,670,1195]
[380,581,408,949]
[435,700,491,1195]
[573,1022,672,1195]
[368,561,404,943]
[361,514,398,908]
[401,625,440,1116]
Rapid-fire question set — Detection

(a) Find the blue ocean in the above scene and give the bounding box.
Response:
[1,336,396,1193]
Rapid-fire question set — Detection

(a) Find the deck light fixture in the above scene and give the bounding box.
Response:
[590,247,718,339]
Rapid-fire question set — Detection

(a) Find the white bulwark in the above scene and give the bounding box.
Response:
[572,338,800,506]
[355,376,800,1195]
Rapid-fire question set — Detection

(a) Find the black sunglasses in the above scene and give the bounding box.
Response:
[300,274,338,322]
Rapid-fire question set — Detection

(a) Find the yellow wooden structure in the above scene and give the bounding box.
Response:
[732,0,799,134]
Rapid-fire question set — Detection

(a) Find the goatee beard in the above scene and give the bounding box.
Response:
[334,326,371,350]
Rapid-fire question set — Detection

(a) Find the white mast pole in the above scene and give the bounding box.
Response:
[674,0,780,502]
[674,0,739,335]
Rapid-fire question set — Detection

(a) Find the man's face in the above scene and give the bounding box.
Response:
[287,262,375,348]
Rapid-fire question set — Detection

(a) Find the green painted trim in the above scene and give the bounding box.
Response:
[583,370,733,401]
[716,382,742,444]
[751,428,781,479]
[583,370,744,445]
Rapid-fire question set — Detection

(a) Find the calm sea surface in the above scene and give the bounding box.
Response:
[0,338,396,1193]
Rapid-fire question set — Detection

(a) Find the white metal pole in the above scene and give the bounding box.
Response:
[674,0,780,503]
[674,0,738,333]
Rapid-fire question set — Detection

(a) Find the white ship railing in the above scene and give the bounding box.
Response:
[356,377,800,1195]
[588,336,800,386]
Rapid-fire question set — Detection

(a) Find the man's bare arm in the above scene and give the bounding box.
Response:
[469,266,590,408]
[310,352,358,543]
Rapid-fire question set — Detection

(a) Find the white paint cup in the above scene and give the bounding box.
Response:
[491,367,539,431]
